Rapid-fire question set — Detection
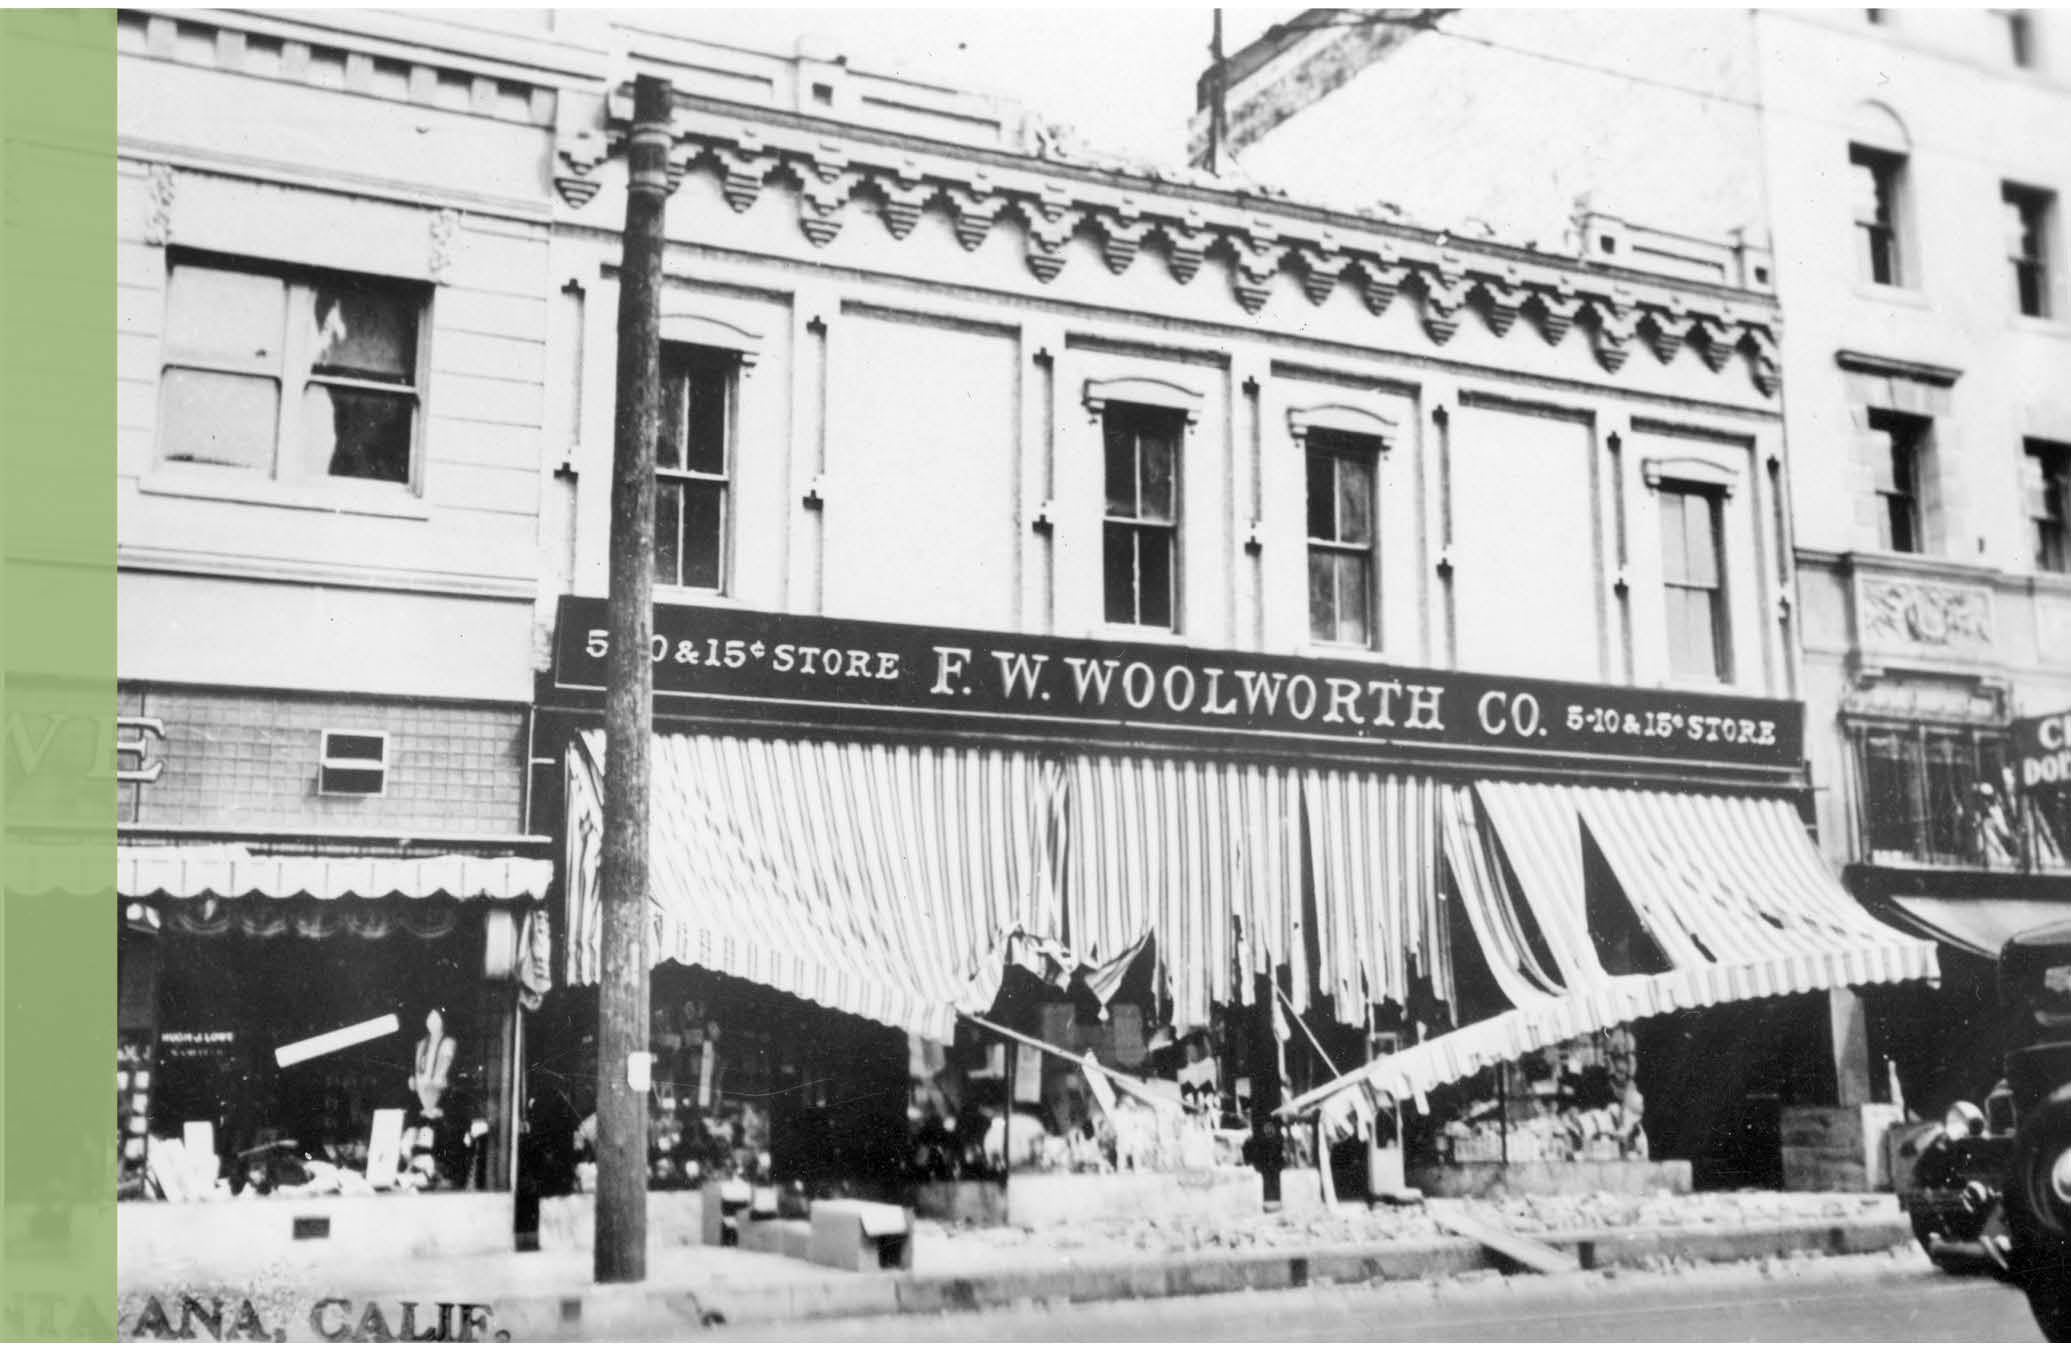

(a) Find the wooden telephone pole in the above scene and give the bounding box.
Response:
[595,72,673,1285]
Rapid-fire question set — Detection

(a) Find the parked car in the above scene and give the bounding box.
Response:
[1997,921,2071,1341]
[1900,1084,2018,1273]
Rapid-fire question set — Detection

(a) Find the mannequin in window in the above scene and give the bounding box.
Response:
[406,1008,456,1187]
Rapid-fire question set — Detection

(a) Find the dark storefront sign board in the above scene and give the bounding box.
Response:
[2014,706,2071,793]
[547,597,1807,783]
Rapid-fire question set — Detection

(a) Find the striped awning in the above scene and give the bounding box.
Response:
[1284,782,1940,1116]
[116,845,552,904]
[1063,753,1303,1031]
[565,731,1068,1042]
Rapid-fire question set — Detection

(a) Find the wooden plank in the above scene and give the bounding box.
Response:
[1431,1207,1581,1275]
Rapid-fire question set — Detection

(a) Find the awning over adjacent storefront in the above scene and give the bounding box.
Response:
[115,845,553,903]
[1881,894,2071,960]
[1284,782,1941,1116]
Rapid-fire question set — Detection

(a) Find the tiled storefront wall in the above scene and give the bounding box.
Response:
[120,685,525,836]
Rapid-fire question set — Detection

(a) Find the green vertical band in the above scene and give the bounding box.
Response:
[1,8,118,1340]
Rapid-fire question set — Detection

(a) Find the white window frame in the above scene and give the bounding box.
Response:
[317,729,389,797]
[157,252,428,495]
[654,342,740,596]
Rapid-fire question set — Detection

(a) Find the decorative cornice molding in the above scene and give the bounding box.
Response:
[569,111,1784,397]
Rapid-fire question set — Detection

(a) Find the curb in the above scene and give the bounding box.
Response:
[491,1216,1915,1338]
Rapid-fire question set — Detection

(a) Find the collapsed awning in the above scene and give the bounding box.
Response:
[116,845,552,904]
[1284,781,1940,1117]
[1880,894,2071,960]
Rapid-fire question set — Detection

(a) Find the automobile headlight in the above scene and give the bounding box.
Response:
[1944,1101,1986,1139]
[2051,1145,2071,1208]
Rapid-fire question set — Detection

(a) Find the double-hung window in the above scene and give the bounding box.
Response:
[1867,408,1928,553]
[159,255,424,488]
[1849,145,1907,288]
[1658,487,1730,681]
[654,344,735,592]
[2028,439,2071,573]
[2004,182,2055,318]
[1102,405,1182,629]
[1305,431,1379,646]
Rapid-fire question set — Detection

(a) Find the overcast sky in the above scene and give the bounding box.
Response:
[620,8,1298,165]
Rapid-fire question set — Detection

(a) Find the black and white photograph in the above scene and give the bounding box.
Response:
[107,6,2071,1340]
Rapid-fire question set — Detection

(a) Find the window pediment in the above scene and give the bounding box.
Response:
[659,310,761,370]
[1287,402,1396,452]
[1643,455,1738,497]
[1082,376,1202,424]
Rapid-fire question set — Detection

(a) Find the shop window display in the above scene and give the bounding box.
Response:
[124,900,504,1202]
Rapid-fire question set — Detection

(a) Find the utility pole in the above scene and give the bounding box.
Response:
[1207,8,1228,174]
[595,71,673,1286]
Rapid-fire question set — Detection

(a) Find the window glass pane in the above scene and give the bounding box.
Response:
[1306,453,1335,541]
[1140,428,1176,522]
[1308,552,1337,642]
[654,479,682,587]
[1659,493,1689,585]
[1923,733,1972,859]
[301,384,414,483]
[1104,422,1136,518]
[685,364,728,476]
[304,281,415,382]
[1334,553,1372,646]
[2005,194,2037,258]
[1337,455,1373,545]
[165,267,285,369]
[1862,731,1919,857]
[1847,157,1887,228]
[681,480,724,591]
[1137,525,1173,629]
[1686,498,1719,588]
[161,368,279,470]
[1103,522,1136,624]
[656,368,685,472]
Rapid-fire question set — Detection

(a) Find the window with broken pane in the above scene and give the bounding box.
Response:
[159,255,423,488]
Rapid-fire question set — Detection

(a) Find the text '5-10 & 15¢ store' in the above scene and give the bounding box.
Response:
[525,595,1938,1223]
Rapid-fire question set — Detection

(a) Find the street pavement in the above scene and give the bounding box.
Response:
[719,1250,2047,1342]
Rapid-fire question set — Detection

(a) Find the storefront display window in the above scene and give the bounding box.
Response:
[123,900,508,1202]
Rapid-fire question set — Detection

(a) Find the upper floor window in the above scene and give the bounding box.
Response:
[2004,182,2055,318]
[1848,144,1907,288]
[2006,10,2036,67]
[1658,486,1730,681]
[1867,408,1928,553]
[1306,431,1380,646]
[655,344,735,592]
[2028,438,2071,573]
[159,255,424,487]
[1102,405,1183,629]
[1855,724,2015,867]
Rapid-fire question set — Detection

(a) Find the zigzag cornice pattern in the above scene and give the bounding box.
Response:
[560,115,1781,395]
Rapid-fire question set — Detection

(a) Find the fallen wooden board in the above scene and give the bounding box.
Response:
[1430,1207,1581,1275]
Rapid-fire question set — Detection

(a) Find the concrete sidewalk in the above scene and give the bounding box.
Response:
[115,1192,1917,1341]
